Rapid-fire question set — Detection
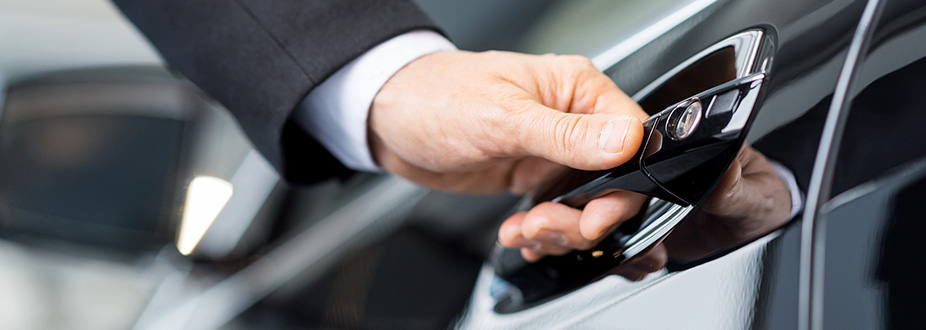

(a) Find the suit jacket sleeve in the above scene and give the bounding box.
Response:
[112,0,438,183]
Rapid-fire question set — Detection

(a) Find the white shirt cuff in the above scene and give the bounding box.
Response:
[293,30,456,172]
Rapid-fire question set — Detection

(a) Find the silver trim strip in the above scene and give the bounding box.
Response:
[0,76,6,124]
[797,0,886,329]
[622,203,693,258]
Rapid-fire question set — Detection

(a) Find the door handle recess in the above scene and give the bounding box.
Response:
[492,28,776,313]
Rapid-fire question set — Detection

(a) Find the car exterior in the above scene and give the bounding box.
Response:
[1,0,924,329]
[458,0,926,329]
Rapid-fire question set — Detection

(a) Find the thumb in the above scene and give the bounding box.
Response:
[514,107,644,170]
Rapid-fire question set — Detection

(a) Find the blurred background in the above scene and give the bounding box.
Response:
[0,0,700,329]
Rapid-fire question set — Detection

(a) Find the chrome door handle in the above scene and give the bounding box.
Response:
[492,28,775,313]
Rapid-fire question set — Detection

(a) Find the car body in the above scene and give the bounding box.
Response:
[458,0,926,329]
[1,0,924,329]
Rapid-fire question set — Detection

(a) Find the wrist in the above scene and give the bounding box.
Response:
[294,30,455,172]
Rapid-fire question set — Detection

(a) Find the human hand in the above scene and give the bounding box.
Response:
[662,145,793,263]
[369,50,648,194]
[498,145,792,278]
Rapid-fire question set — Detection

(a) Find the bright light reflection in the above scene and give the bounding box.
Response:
[177,176,233,255]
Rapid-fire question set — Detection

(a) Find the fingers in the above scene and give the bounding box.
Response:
[520,202,593,250]
[495,54,647,171]
[498,203,591,262]
[370,50,651,195]
[701,146,791,222]
[499,206,668,280]
[498,213,539,251]
[702,158,744,213]
[511,108,645,171]
[560,58,648,120]
[497,190,647,261]
[579,190,648,241]
[498,212,571,262]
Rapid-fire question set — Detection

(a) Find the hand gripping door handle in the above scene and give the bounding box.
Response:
[492,28,776,313]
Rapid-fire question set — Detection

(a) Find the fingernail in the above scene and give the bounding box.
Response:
[599,118,632,153]
[535,230,567,245]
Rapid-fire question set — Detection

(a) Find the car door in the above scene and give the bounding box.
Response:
[457,0,905,328]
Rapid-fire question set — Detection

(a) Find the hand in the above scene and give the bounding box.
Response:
[498,145,793,279]
[369,50,648,194]
[662,145,793,263]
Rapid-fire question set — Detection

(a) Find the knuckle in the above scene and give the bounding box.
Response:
[533,202,560,214]
[497,227,518,246]
[606,193,644,221]
[560,55,595,68]
[497,215,525,245]
[523,204,555,234]
[555,115,591,162]
[559,54,586,63]
[550,115,587,161]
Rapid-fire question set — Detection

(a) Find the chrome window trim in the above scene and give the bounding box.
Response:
[797,0,887,329]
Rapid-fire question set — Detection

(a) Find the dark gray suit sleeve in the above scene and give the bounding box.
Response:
[112,0,437,183]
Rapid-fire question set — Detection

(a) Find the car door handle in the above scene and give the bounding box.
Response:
[492,28,775,313]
